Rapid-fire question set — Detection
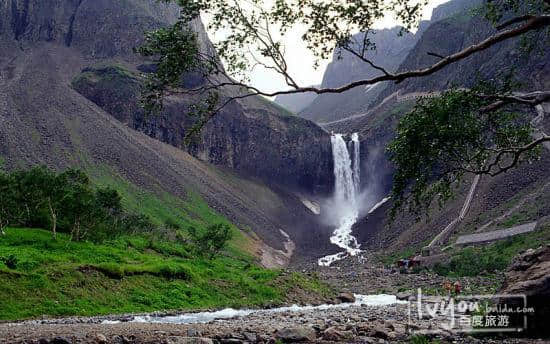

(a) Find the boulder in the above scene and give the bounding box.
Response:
[322,327,352,341]
[186,329,202,338]
[396,291,412,301]
[94,333,108,344]
[275,327,317,342]
[243,332,258,342]
[372,327,389,340]
[499,245,550,336]
[336,292,356,303]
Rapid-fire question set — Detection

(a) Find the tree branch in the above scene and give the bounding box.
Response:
[463,135,550,177]
[427,52,445,59]
[479,91,550,112]
[179,15,550,100]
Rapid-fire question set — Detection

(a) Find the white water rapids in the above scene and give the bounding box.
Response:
[318,133,362,267]
[102,294,405,325]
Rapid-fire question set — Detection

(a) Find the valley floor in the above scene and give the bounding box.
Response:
[0,292,547,344]
[2,229,549,343]
[0,256,543,344]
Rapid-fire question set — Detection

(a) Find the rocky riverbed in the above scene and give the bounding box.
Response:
[2,300,545,344]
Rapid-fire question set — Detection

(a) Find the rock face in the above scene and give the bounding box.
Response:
[299,0,491,125]
[499,245,550,336]
[0,0,180,56]
[71,65,334,194]
[188,105,333,194]
[300,27,419,123]
[377,1,550,102]
[49,0,333,195]
[3,0,335,195]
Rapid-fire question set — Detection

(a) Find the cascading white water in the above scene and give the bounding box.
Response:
[351,133,360,195]
[318,133,362,266]
[103,294,405,325]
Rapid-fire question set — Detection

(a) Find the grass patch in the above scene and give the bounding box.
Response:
[377,239,430,265]
[0,228,328,321]
[434,226,550,277]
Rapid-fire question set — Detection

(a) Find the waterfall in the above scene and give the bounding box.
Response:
[318,133,362,267]
[351,133,360,195]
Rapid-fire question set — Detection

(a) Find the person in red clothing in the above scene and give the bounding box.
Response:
[454,281,462,295]
[443,280,453,297]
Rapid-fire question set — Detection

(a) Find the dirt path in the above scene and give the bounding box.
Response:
[427,175,481,249]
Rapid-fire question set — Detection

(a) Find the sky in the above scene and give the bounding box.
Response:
[204,0,449,94]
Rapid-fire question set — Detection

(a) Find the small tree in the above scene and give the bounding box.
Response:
[13,167,60,237]
[188,223,233,259]
[95,187,122,217]
[59,169,96,241]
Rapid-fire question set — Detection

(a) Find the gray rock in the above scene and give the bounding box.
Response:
[499,245,550,336]
[220,339,243,344]
[336,292,356,303]
[396,291,412,300]
[275,327,316,342]
[50,338,71,344]
[166,337,214,344]
[322,327,352,341]
[243,332,257,342]
[187,329,202,337]
[94,333,108,344]
[373,328,389,340]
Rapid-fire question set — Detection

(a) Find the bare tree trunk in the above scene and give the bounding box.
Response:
[72,219,81,241]
[48,198,57,239]
[25,203,30,225]
[1,206,7,235]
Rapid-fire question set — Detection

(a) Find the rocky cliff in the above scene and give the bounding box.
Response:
[376,4,550,102]
[299,27,418,123]
[499,244,550,336]
[298,0,490,124]
[2,0,334,196]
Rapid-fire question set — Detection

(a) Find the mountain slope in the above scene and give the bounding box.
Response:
[0,0,335,264]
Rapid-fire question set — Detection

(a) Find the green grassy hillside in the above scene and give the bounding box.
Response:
[0,228,331,321]
[88,166,255,257]
[0,168,333,321]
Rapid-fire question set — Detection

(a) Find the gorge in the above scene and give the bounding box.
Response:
[1,0,550,342]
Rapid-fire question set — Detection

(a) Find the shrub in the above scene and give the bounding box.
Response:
[92,262,190,280]
[1,255,18,269]
[164,218,181,230]
[188,223,232,259]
